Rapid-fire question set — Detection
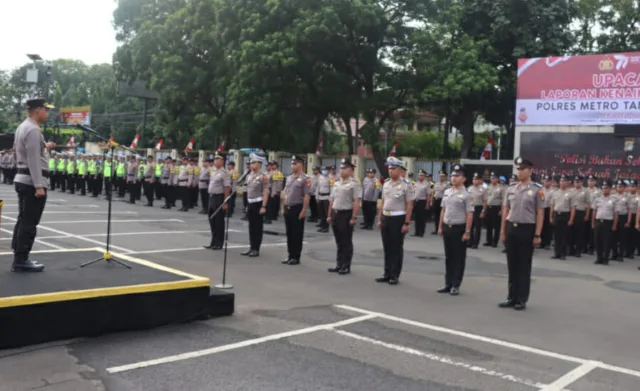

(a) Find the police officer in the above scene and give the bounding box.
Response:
[593,179,615,265]
[66,153,76,194]
[155,157,164,200]
[48,151,57,189]
[227,161,239,217]
[205,153,230,250]
[412,169,430,237]
[57,152,67,192]
[569,175,590,257]
[540,175,554,249]
[376,157,415,285]
[103,153,113,199]
[316,166,332,233]
[499,157,544,311]
[360,168,380,230]
[431,170,449,234]
[267,162,284,223]
[550,175,572,260]
[438,164,473,295]
[484,172,504,247]
[612,180,629,261]
[585,175,601,254]
[189,158,199,209]
[12,98,56,272]
[198,158,211,213]
[625,180,637,259]
[169,158,179,207]
[308,166,320,222]
[143,155,156,206]
[116,155,127,198]
[468,173,487,249]
[242,153,269,257]
[76,153,87,195]
[327,158,361,274]
[281,155,311,265]
[177,156,191,211]
[161,157,174,209]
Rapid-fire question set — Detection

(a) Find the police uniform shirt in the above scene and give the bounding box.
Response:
[503,183,545,224]
[229,169,239,191]
[468,184,487,206]
[309,174,319,195]
[628,193,639,215]
[316,175,332,200]
[178,165,191,187]
[381,179,416,213]
[161,164,171,184]
[170,165,180,186]
[271,170,284,194]
[198,167,210,189]
[614,194,629,215]
[550,189,572,212]
[247,171,268,200]
[442,187,473,224]
[587,187,602,208]
[284,173,311,206]
[145,163,155,182]
[594,196,615,220]
[208,168,230,194]
[362,177,380,201]
[126,161,138,182]
[14,118,50,188]
[571,189,591,211]
[541,186,555,208]
[414,180,430,201]
[486,184,505,206]
[433,181,449,199]
[330,177,361,210]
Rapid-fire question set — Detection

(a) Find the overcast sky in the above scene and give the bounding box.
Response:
[0,0,118,71]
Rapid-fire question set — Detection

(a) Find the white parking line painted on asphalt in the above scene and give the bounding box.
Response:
[106,314,377,374]
[35,219,185,224]
[3,204,99,208]
[334,305,640,380]
[3,211,138,215]
[0,235,69,241]
[0,228,64,250]
[540,361,599,391]
[128,242,289,255]
[333,330,549,389]
[79,229,241,237]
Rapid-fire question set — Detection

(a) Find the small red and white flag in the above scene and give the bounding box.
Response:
[316,137,325,156]
[217,141,225,152]
[480,136,494,160]
[155,139,164,150]
[109,136,114,144]
[184,138,195,152]
[389,140,398,157]
[130,134,140,149]
[67,135,76,147]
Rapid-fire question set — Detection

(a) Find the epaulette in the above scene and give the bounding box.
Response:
[509,183,518,187]
[403,178,410,184]
[534,183,543,188]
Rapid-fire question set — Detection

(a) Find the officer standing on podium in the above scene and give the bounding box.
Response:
[499,157,544,310]
[242,153,269,257]
[12,98,56,272]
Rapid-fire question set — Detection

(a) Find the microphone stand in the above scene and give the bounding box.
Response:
[75,124,134,269]
[209,169,250,289]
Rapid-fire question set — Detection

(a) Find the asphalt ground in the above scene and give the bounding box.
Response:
[1,183,640,391]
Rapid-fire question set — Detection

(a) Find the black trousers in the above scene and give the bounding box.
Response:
[128,181,137,203]
[143,181,154,205]
[76,175,86,195]
[505,222,535,304]
[626,214,637,257]
[594,219,613,262]
[49,171,56,189]
[248,202,264,251]
[12,183,47,262]
[612,214,628,259]
[228,192,236,216]
[413,200,427,236]
[155,178,163,199]
[317,199,330,229]
[431,198,442,233]
[136,180,143,200]
[190,187,199,208]
[268,194,280,221]
[58,173,66,191]
[485,205,501,246]
[381,215,405,279]
[585,212,594,252]
[104,177,112,198]
[332,210,354,269]
[284,204,305,260]
[553,212,570,257]
[163,185,173,207]
[470,205,483,247]
[442,223,467,288]
[571,210,586,255]
[362,200,377,228]
[200,188,209,211]
[180,186,190,209]
[541,207,552,247]
[309,195,318,220]
[117,177,126,197]
[67,174,75,193]
[208,194,225,247]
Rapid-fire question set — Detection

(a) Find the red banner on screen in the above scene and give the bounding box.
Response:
[516,52,640,126]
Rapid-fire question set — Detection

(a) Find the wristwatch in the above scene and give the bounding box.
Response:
[534,234,541,238]
[403,222,410,226]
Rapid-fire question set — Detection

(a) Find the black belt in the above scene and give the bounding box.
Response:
[319,193,330,196]
[178,179,188,182]
[17,168,49,178]
[555,211,569,215]
[488,205,501,208]
[200,180,210,183]
[508,222,534,227]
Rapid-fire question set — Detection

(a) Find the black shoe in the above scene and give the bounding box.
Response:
[450,287,460,296]
[286,259,300,265]
[588,250,594,255]
[437,286,452,294]
[574,254,581,258]
[241,216,249,221]
[11,259,45,272]
[551,255,561,259]
[282,258,292,264]
[241,249,252,256]
[328,267,341,273]
[203,245,214,250]
[198,210,207,214]
[375,276,390,283]
[471,245,478,249]
[498,300,515,308]
[248,250,260,257]
[594,259,604,264]
[431,231,438,235]
[161,205,171,209]
[501,249,507,253]
[318,228,329,233]
[388,278,399,285]
[616,256,624,262]
[212,245,223,250]
[363,226,373,230]
[338,268,350,275]
[145,203,153,207]
[513,302,527,311]
[264,220,272,224]
[482,243,491,246]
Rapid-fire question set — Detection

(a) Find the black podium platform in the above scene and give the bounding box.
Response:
[0,248,234,349]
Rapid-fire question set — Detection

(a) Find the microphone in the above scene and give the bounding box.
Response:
[236,169,251,186]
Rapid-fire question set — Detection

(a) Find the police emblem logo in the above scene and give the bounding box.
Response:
[527,190,533,196]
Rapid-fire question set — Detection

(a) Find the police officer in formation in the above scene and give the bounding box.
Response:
[143,155,156,206]
[550,175,573,260]
[327,158,361,274]
[242,153,269,257]
[281,155,311,265]
[438,164,473,295]
[569,176,590,257]
[316,166,332,233]
[611,180,630,261]
[308,166,320,223]
[627,180,638,259]
[539,175,554,249]
[198,158,211,213]
[500,157,544,311]
[376,157,415,285]
[360,168,380,230]
[266,161,284,223]
[227,161,238,217]
[585,174,601,254]
[468,173,487,248]
[412,169,430,237]
[431,170,449,234]
[11,98,56,272]
[205,153,230,250]
[592,179,615,265]
[483,172,505,247]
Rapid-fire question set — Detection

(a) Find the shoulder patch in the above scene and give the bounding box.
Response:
[232,171,239,180]
[538,190,544,200]
[262,175,269,184]
[306,177,312,187]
